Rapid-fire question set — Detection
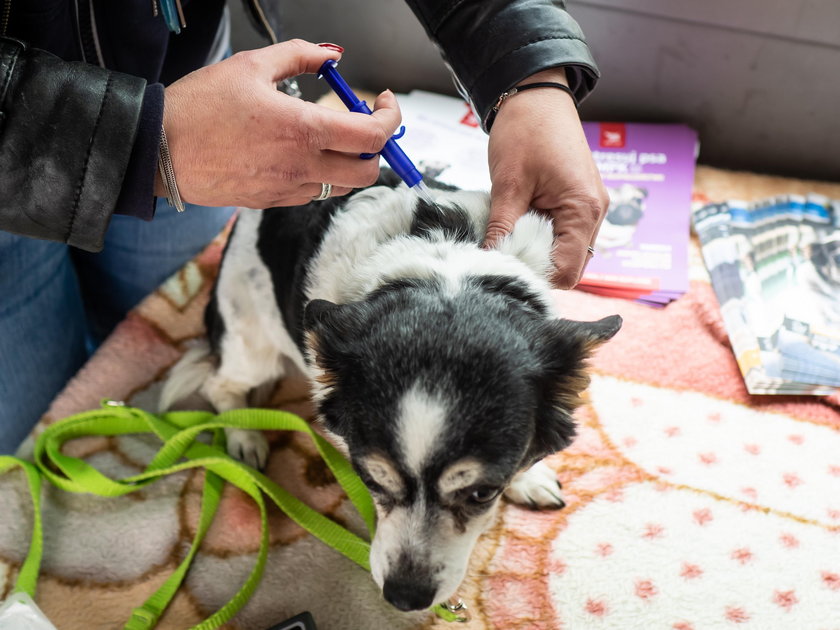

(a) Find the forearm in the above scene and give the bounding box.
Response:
[403,0,598,130]
[0,37,146,251]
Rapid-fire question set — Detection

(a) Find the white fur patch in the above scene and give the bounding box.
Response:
[360,453,405,497]
[495,212,555,278]
[398,385,448,475]
[213,210,307,389]
[504,460,565,508]
[437,459,484,497]
[158,340,214,412]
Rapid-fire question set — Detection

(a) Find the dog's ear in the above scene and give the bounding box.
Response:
[304,299,344,332]
[303,299,371,365]
[525,315,622,464]
[304,300,368,439]
[304,299,371,337]
[559,315,623,350]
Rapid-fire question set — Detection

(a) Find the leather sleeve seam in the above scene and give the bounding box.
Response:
[0,43,20,110]
[466,34,584,95]
[67,73,113,243]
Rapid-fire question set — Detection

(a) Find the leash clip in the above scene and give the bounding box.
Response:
[443,597,471,622]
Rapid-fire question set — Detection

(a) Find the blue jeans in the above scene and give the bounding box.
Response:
[0,199,234,453]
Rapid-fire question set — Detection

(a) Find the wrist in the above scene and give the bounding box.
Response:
[515,67,569,88]
[487,67,576,131]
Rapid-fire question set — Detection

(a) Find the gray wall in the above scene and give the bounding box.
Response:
[230,0,840,182]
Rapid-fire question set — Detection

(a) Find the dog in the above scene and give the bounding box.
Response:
[596,183,648,251]
[160,169,621,612]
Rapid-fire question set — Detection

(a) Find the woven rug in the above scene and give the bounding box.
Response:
[1,166,839,630]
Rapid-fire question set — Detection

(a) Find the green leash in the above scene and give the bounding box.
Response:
[0,401,465,628]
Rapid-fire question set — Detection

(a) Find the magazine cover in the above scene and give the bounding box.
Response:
[693,195,840,395]
[579,123,699,306]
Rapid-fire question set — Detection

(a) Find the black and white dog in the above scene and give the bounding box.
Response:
[161,169,621,612]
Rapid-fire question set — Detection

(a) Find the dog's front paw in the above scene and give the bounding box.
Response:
[504,461,566,510]
[225,428,270,470]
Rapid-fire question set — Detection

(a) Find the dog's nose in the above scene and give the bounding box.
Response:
[383,578,437,611]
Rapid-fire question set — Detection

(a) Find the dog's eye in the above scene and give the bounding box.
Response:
[469,487,501,504]
[363,478,386,496]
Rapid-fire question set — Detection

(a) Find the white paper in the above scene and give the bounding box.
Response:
[0,592,58,630]
[395,91,492,192]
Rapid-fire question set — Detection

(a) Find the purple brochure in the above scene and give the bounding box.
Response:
[580,123,698,304]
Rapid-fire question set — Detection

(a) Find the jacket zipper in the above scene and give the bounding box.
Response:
[1,0,11,37]
[249,0,300,98]
[249,0,277,44]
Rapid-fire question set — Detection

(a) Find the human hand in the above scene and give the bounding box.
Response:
[485,69,608,289]
[157,40,402,208]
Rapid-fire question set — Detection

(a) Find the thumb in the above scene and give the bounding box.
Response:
[484,187,530,249]
[257,39,341,83]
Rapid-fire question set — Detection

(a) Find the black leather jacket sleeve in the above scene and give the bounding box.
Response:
[404,0,598,130]
[0,37,146,251]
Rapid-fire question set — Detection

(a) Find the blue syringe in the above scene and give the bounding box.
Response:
[317,60,437,206]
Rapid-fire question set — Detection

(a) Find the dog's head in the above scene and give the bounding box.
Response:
[303,276,620,611]
[605,184,647,226]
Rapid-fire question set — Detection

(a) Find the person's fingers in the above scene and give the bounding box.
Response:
[312,150,382,188]
[313,90,402,154]
[484,182,531,249]
[266,184,353,208]
[299,183,354,201]
[252,39,341,83]
[369,89,402,142]
[545,196,604,288]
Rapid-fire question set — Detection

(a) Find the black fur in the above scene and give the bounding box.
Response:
[409,199,477,243]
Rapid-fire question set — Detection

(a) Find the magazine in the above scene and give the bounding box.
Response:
[578,123,698,306]
[693,195,840,395]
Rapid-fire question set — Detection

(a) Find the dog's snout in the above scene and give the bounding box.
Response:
[383,577,437,612]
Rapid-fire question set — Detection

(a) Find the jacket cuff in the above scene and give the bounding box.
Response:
[0,38,146,252]
[476,40,598,131]
[405,0,599,132]
[114,83,164,221]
